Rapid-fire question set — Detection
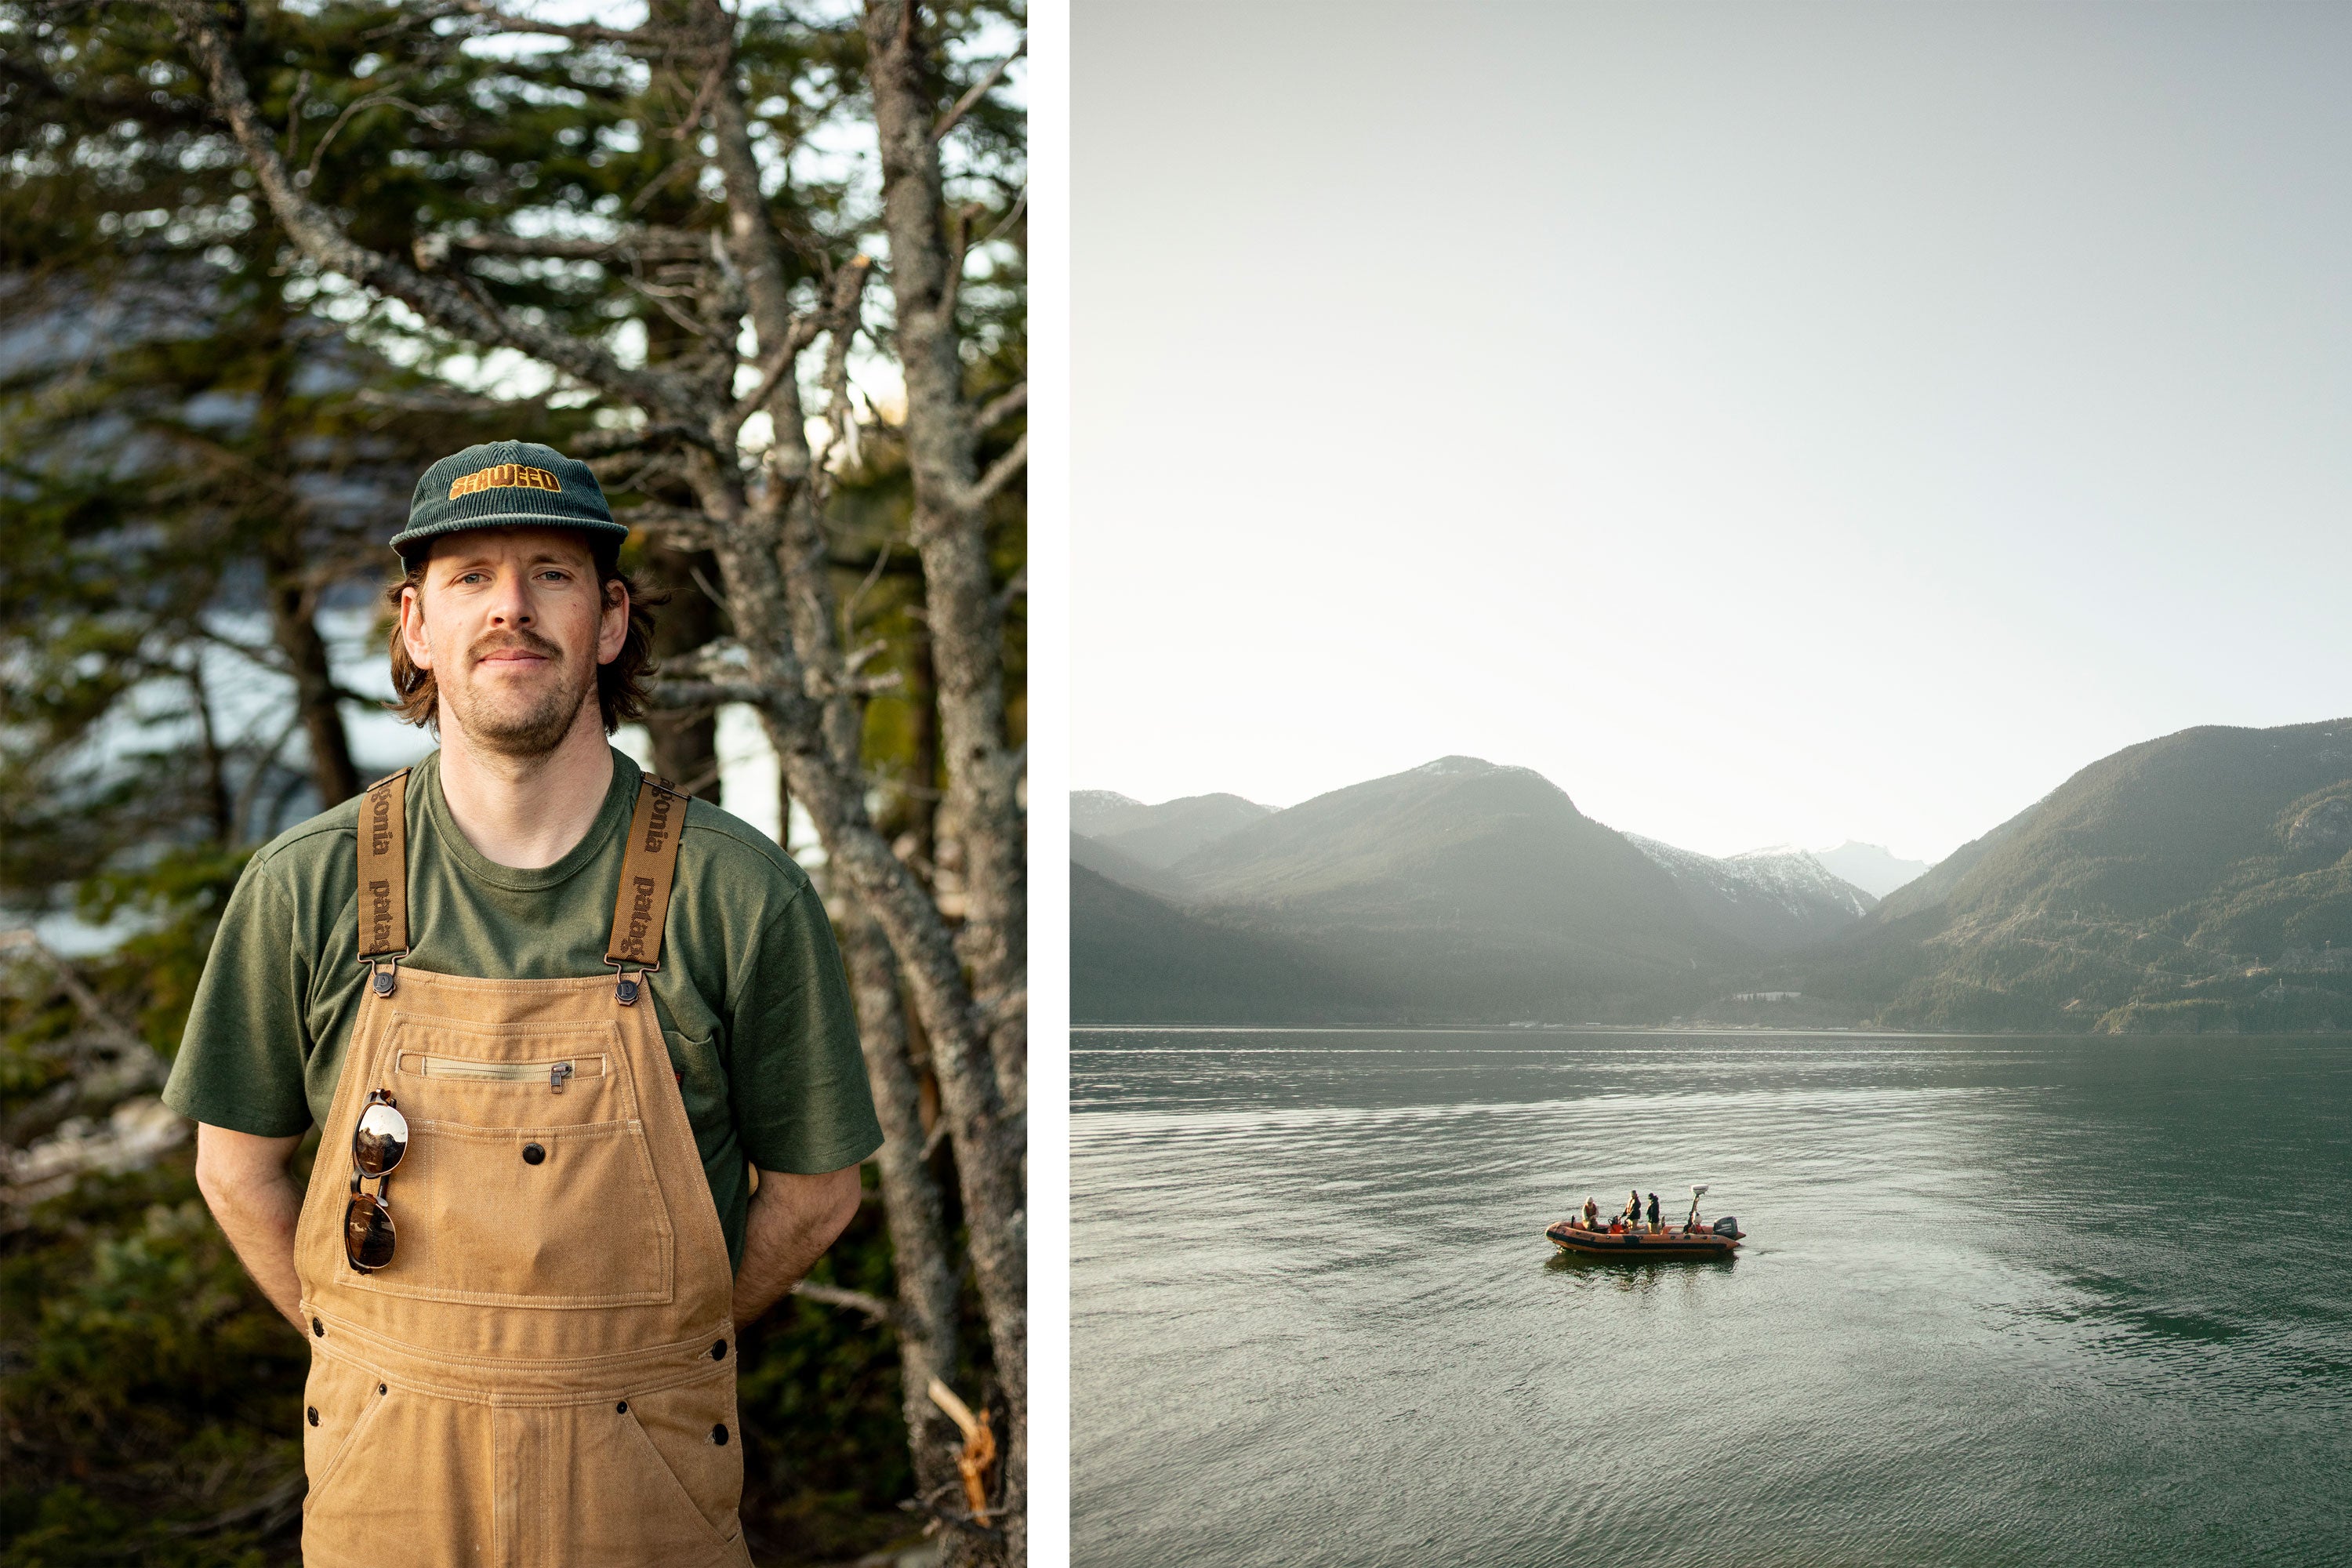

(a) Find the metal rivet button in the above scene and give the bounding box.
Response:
[711,1339,727,1360]
[378,1384,387,1396]
[307,1406,319,1426]
[311,1317,324,1338]
[711,1424,728,1446]
[616,1401,629,1414]
[522,1143,546,1165]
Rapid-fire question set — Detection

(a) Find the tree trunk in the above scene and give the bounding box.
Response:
[685,453,1027,1568]
[251,290,359,813]
[187,662,232,845]
[907,625,940,880]
[862,0,1026,1120]
[260,536,360,810]
[838,891,982,1563]
[643,542,724,799]
[695,62,1025,1545]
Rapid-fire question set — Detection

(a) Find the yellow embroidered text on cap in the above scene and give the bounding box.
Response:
[448,463,561,499]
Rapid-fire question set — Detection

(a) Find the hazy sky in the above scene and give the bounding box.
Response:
[1074,2,2352,862]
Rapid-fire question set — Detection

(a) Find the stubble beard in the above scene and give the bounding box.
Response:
[445,630,595,759]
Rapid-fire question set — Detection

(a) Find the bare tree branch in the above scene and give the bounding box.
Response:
[728,317,824,434]
[353,387,535,416]
[973,382,1025,434]
[975,186,1026,250]
[650,678,770,707]
[627,274,729,343]
[964,433,1026,510]
[428,229,710,265]
[792,1280,898,1327]
[810,256,874,472]
[667,59,726,142]
[302,93,455,188]
[626,155,703,216]
[281,68,310,162]
[931,38,1025,143]
[939,201,980,327]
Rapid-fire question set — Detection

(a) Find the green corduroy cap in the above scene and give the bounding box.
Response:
[391,440,629,566]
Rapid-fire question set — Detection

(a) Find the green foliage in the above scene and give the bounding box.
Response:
[78,845,256,1050]
[0,1160,308,1568]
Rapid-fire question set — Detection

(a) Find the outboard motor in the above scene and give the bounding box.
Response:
[1711,1215,1742,1238]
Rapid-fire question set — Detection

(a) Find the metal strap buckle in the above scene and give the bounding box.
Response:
[365,954,404,997]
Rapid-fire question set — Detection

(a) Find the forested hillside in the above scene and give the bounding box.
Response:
[1069,864,1389,1022]
[1806,719,2352,1032]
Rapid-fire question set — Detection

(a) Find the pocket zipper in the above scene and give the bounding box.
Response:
[404,1054,604,1092]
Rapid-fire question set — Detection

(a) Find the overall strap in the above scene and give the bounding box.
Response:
[604,775,685,1005]
[356,768,412,994]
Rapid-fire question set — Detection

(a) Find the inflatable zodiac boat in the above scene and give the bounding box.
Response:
[1548,1186,1744,1258]
[1546,1216,1743,1258]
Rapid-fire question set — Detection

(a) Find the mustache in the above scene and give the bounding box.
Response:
[467,629,566,665]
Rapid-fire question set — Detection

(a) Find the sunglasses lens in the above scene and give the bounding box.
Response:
[354,1102,409,1178]
[346,1191,397,1271]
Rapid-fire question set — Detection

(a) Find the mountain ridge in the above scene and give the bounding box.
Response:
[1071,719,2352,1033]
[1078,757,1772,1022]
[1087,792,1272,869]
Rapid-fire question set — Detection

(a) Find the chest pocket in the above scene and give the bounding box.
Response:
[353,1015,676,1309]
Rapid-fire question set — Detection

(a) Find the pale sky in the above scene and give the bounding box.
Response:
[1073,2,2352,862]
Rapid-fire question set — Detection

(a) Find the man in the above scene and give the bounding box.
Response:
[1646,1191,1661,1233]
[165,440,881,1568]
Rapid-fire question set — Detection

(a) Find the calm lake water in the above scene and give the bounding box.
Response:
[1070,1030,2352,1567]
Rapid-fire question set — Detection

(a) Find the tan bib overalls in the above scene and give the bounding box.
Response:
[291,770,753,1568]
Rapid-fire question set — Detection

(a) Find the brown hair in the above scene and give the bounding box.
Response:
[384,540,666,735]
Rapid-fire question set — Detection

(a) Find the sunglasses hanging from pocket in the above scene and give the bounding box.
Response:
[344,1089,409,1272]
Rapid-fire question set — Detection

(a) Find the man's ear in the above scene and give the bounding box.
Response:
[597,578,630,667]
[399,584,434,670]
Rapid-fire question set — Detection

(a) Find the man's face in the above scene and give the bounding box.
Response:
[399,528,628,758]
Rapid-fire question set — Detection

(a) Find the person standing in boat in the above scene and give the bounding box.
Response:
[1624,1189,1642,1230]
[1581,1196,1600,1230]
[1646,1192,1661,1233]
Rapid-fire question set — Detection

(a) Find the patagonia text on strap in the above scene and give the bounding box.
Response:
[605,776,685,975]
[356,769,412,961]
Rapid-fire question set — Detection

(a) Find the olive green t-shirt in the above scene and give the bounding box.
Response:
[162,748,882,1266]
